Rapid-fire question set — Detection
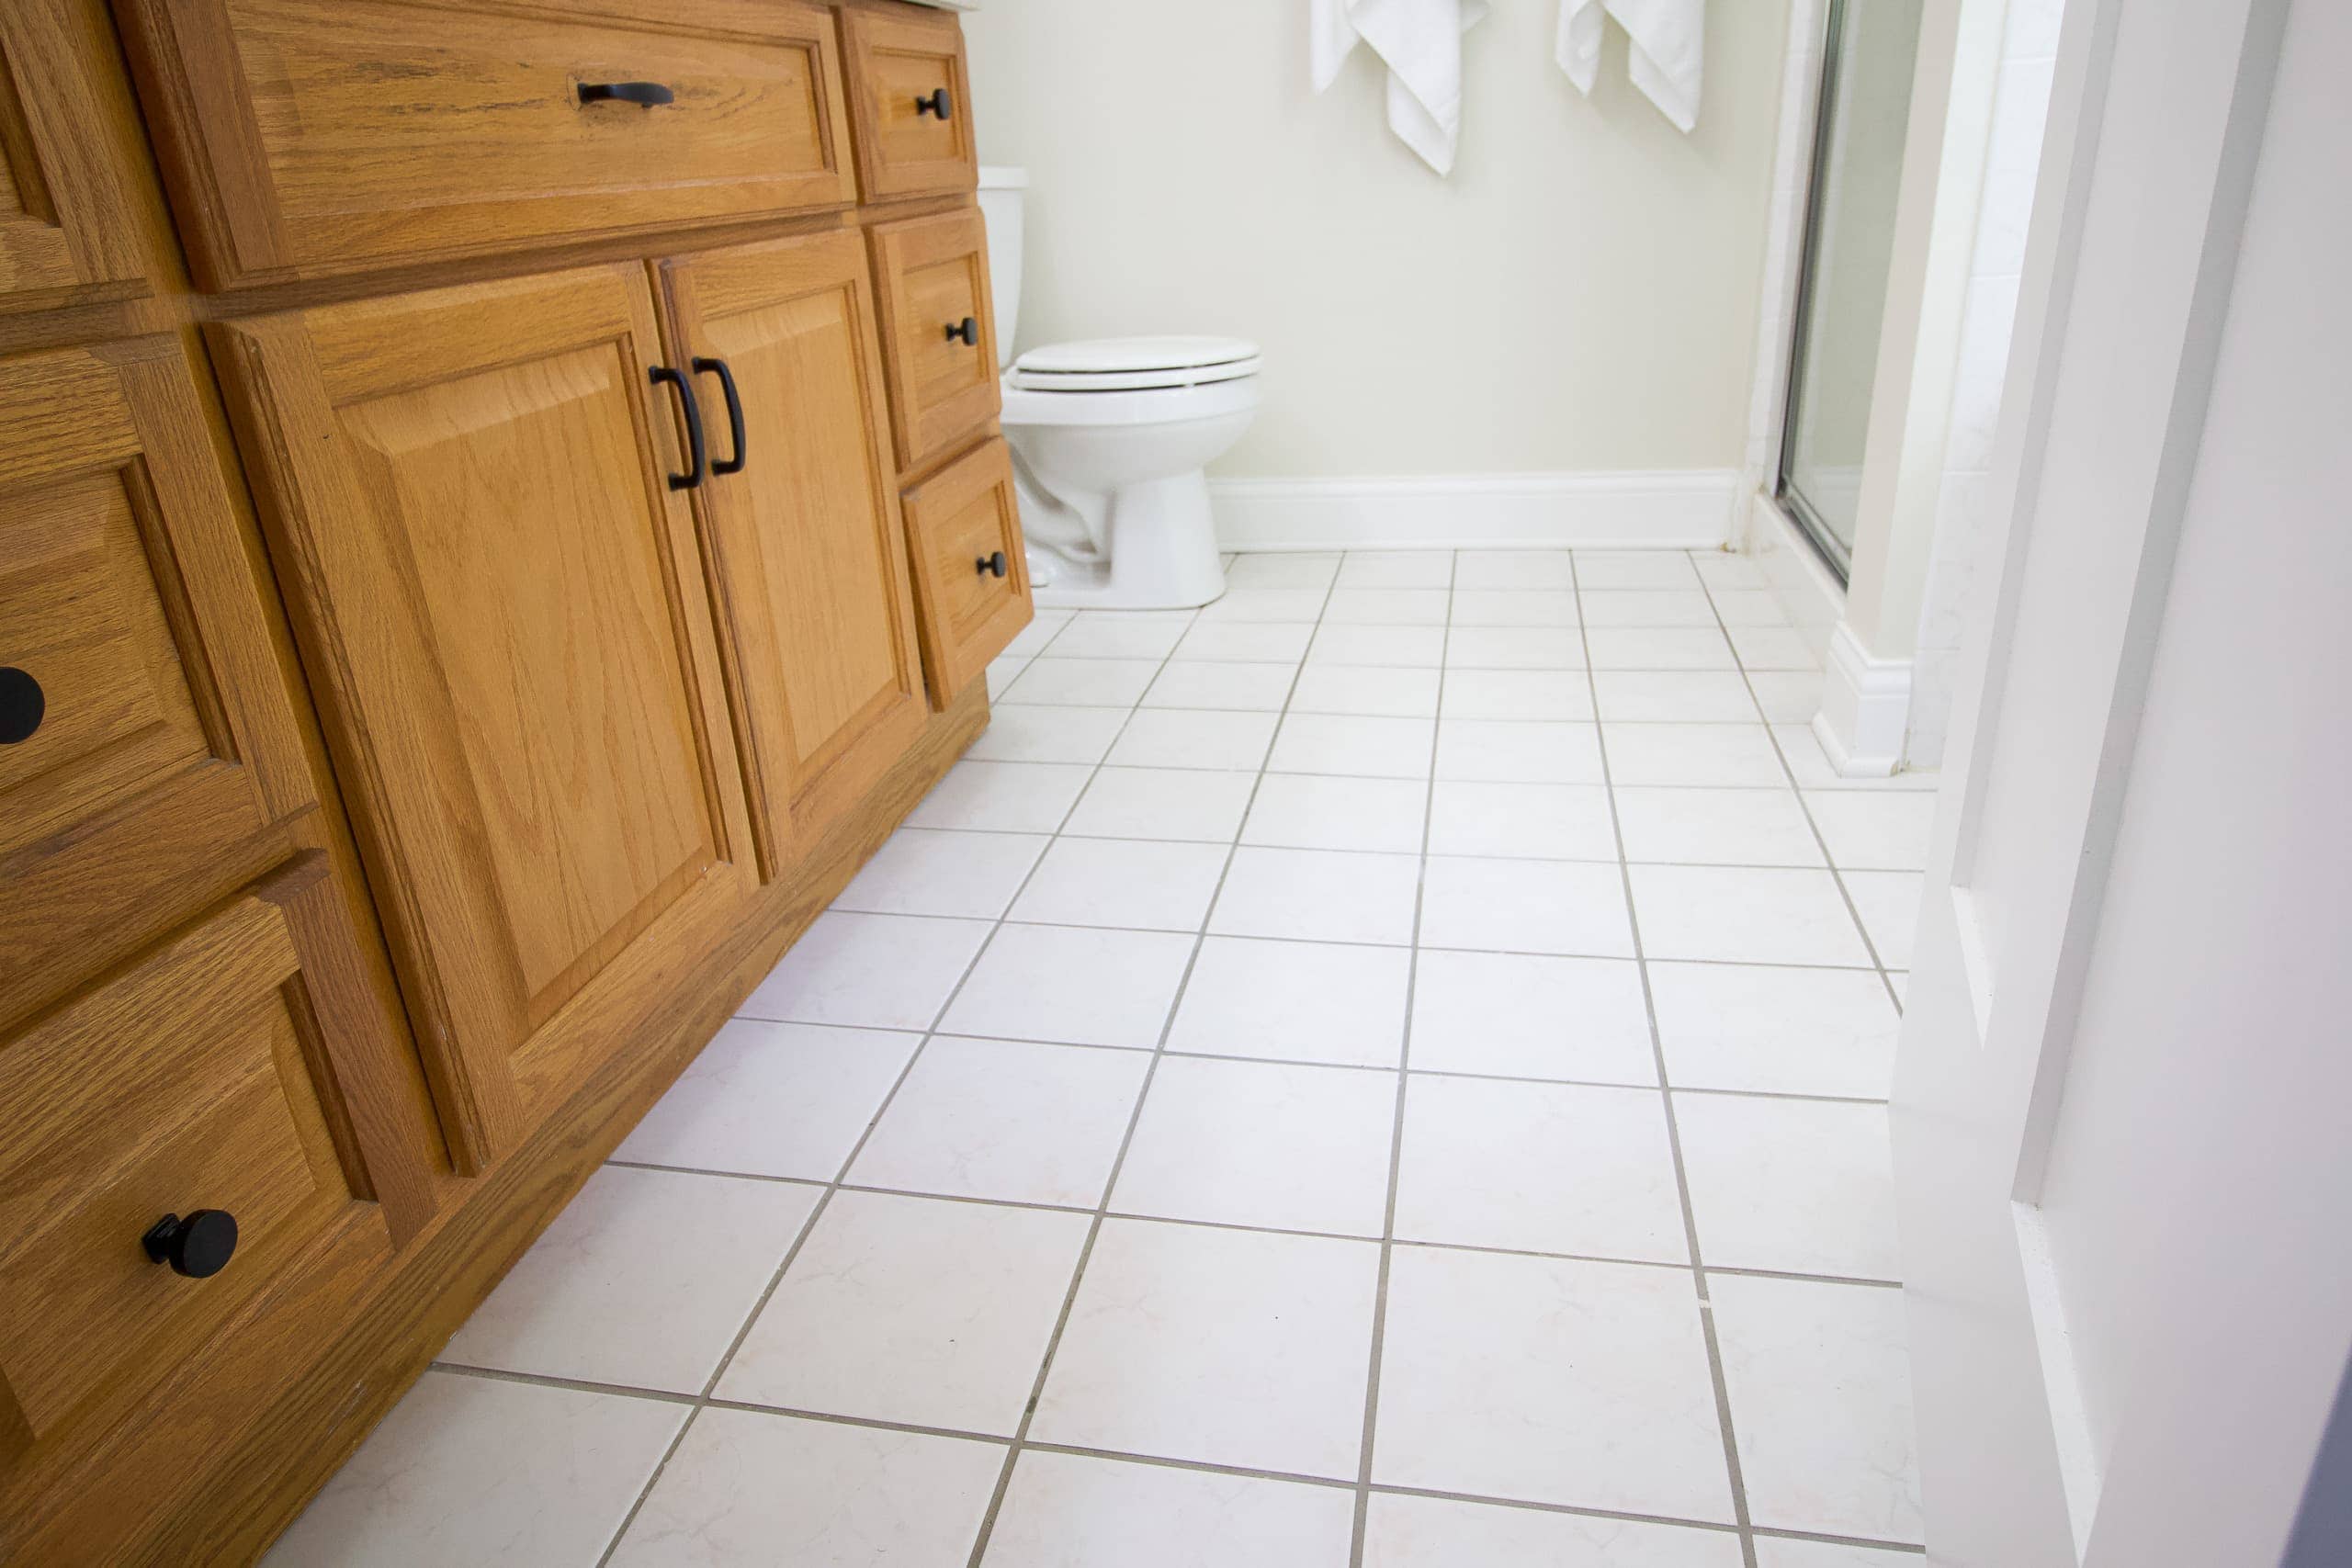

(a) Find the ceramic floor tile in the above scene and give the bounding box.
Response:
[989,655,1030,701]
[1770,724,1941,791]
[1289,662,1443,718]
[1804,792,1939,871]
[1729,626,1822,671]
[1324,587,1451,626]
[1108,708,1281,771]
[1447,588,1580,626]
[1209,847,1421,945]
[1063,766,1258,842]
[1195,587,1330,623]
[1009,836,1230,931]
[942,923,1197,1050]
[1444,626,1586,670]
[1711,1276,1924,1544]
[1029,1219,1380,1480]
[1338,549,1454,588]
[1226,551,1341,589]
[1747,671,1826,725]
[1111,1055,1398,1236]
[1001,657,1164,707]
[607,1408,1003,1568]
[1417,855,1635,957]
[849,1035,1150,1206]
[833,828,1051,919]
[263,1371,686,1568]
[1362,1493,1744,1567]
[1242,773,1428,853]
[1309,622,1448,668]
[718,1190,1091,1435]
[1371,1247,1733,1519]
[1172,620,1316,664]
[1452,548,1577,589]
[739,911,991,1030]
[1408,949,1655,1083]
[1046,613,1193,660]
[1677,1094,1899,1279]
[1141,660,1298,712]
[1708,589,1793,626]
[616,1019,920,1179]
[1574,550,1702,589]
[1392,1076,1684,1259]
[1268,712,1437,779]
[1426,781,1618,861]
[965,705,1132,765]
[1844,871,1926,969]
[1753,1540,1924,1567]
[1648,963,1900,1099]
[1577,590,1720,628]
[1001,612,1074,660]
[1434,718,1603,784]
[1603,723,1789,788]
[910,759,1096,833]
[1439,668,1595,721]
[1629,865,1873,966]
[441,1166,819,1393]
[1691,553,1770,589]
[1614,785,1826,867]
[984,1450,1355,1568]
[1166,935,1411,1067]
[1587,626,1738,671]
[1592,671,1761,723]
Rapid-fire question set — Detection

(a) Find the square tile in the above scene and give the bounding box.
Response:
[1445,626,1585,670]
[910,759,1095,832]
[740,912,990,1030]
[1065,766,1257,842]
[1363,1493,1742,1567]
[1046,613,1193,660]
[986,1450,1354,1568]
[1434,719,1602,784]
[1711,1276,1923,1543]
[1753,1541,1922,1568]
[718,1190,1090,1434]
[1440,669,1593,721]
[1677,1094,1899,1279]
[616,1020,919,1179]
[1394,1077,1683,1260]
[1173,620,1315,664]
[1309,623,1447,668]
[1002,657,1163,707]
[1111,1055,1398,1236]
[1770,724,1939,792]
[1417,856,1634,957]
[1593,671,1759,723]
[1573,550,1700,589]
[1448,589,1579,627]
[1587,626,1737,671]
[1210,847,1421,945]
[1629,866,1872,966]
[1109,708,1280,771]
[1226,551,1340,589]
[1167,936,1411,1068]
[1453,549,1577,589]
[966,705,1130,765]
[442,1166,819,1392]
[1614,785,1825,867]
[1408,950,1654,1083]
[1692,553,1769,589]
[943,923,1197,1049]
[987,655,1029,700]
[1371,1247,1732,1518]
[1339,549,1453,587]
[1578,589,1720,627]
[1010,837,1229,931]
[1804,793,1939,870]
[834,828,1049,919]
[1603,723,1787,787]
[1002,612,1073,660]
[608,1408,1003,1567]
[1747,671,1824,724]
[1709,589,1792,626]
[265,1372,685,1568]
[1649,963,1899,1099]
[1325,587,1450,626]
[1029,1219,1380,1479]
[851,1035,1149,1206]
[1269,713,1435,779]
[1142,660,1297,712]
[1729,626,1822,671]
[1289,663,1442,718]
[1242,773,1428,853]
[1426,781,1617,861]
[1844,871,1925,968]
[1196,587,1329,623]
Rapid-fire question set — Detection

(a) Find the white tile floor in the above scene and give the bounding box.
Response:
[268,549,1931,1568]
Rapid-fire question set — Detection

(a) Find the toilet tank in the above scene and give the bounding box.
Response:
[977,166,1027,371]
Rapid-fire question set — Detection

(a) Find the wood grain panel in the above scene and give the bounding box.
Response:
[0,0,148,312]
[841,1,978,201]
[900,435,1031,709]
[867,206,1000,471]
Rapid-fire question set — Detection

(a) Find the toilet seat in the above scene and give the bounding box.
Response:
[1009,335,1261,393]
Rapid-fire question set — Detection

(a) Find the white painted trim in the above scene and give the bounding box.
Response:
[1813,620,1913,777]
[1748,487,1846,627]
[1206,470,1739,553]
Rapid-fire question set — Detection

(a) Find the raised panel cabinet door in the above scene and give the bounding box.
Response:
[0,0,148,312]
[660,231,928,878]
[209,265,758,1170]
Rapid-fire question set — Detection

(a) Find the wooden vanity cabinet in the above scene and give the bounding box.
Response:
[0,0,151,312]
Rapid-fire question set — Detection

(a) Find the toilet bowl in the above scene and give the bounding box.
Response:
[979,168,1259,610]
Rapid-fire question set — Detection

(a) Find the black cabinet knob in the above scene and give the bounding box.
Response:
[914,86,953,120]
[944,317,978,347]
[141,1210,238,1279]
[976,551,1008,580]
[0,667,41,744]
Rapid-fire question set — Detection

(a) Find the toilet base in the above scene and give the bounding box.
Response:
[1022,469,1230,611]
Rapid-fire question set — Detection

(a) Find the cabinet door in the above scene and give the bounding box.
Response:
[209,265,757,1169]
[660,231,928,877]
[0,0,147,312]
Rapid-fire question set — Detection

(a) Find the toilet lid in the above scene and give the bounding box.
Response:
[1009,335,1261,392]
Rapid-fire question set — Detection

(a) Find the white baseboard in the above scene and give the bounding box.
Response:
[1746,487,1845,662]
[1814,622,1914,778]
[1206,470,1741,552]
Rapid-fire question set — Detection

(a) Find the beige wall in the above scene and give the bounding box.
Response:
[963,0,1793,479]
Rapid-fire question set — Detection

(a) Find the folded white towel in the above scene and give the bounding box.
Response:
[1557,0,1706,133]
[1312,0,1491,176]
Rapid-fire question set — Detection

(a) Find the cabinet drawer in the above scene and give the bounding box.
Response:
[901,437,1031,707]
[868,208,1000,471]
[0,864,390,1465]
[116,0,856,290]
[841,3,978,201]
[0,0,150,313]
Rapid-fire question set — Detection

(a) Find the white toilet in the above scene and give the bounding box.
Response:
[978,167,1261,611]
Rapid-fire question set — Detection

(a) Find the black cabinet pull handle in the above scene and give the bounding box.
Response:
[914,86,953,120]
[649,366,706,490]
[945,317,978,347]
[578,81,674,108]
[0,667,42,744]
[142,1210,238,1279]
[693,356,747,477]
[976,550,1008,580]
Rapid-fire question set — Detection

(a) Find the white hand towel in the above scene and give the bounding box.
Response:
[1557,0,1706,133]
[1311,0,1490,176]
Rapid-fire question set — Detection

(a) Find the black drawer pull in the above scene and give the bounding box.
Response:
[578,81,674,108]
[945,317,978,347]
[914,86,953,120]
[142,1210,238,1279]
[649,366,706,490]
[0,666,42,744]
[693,356,747,477]
[977,550,1008,580]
